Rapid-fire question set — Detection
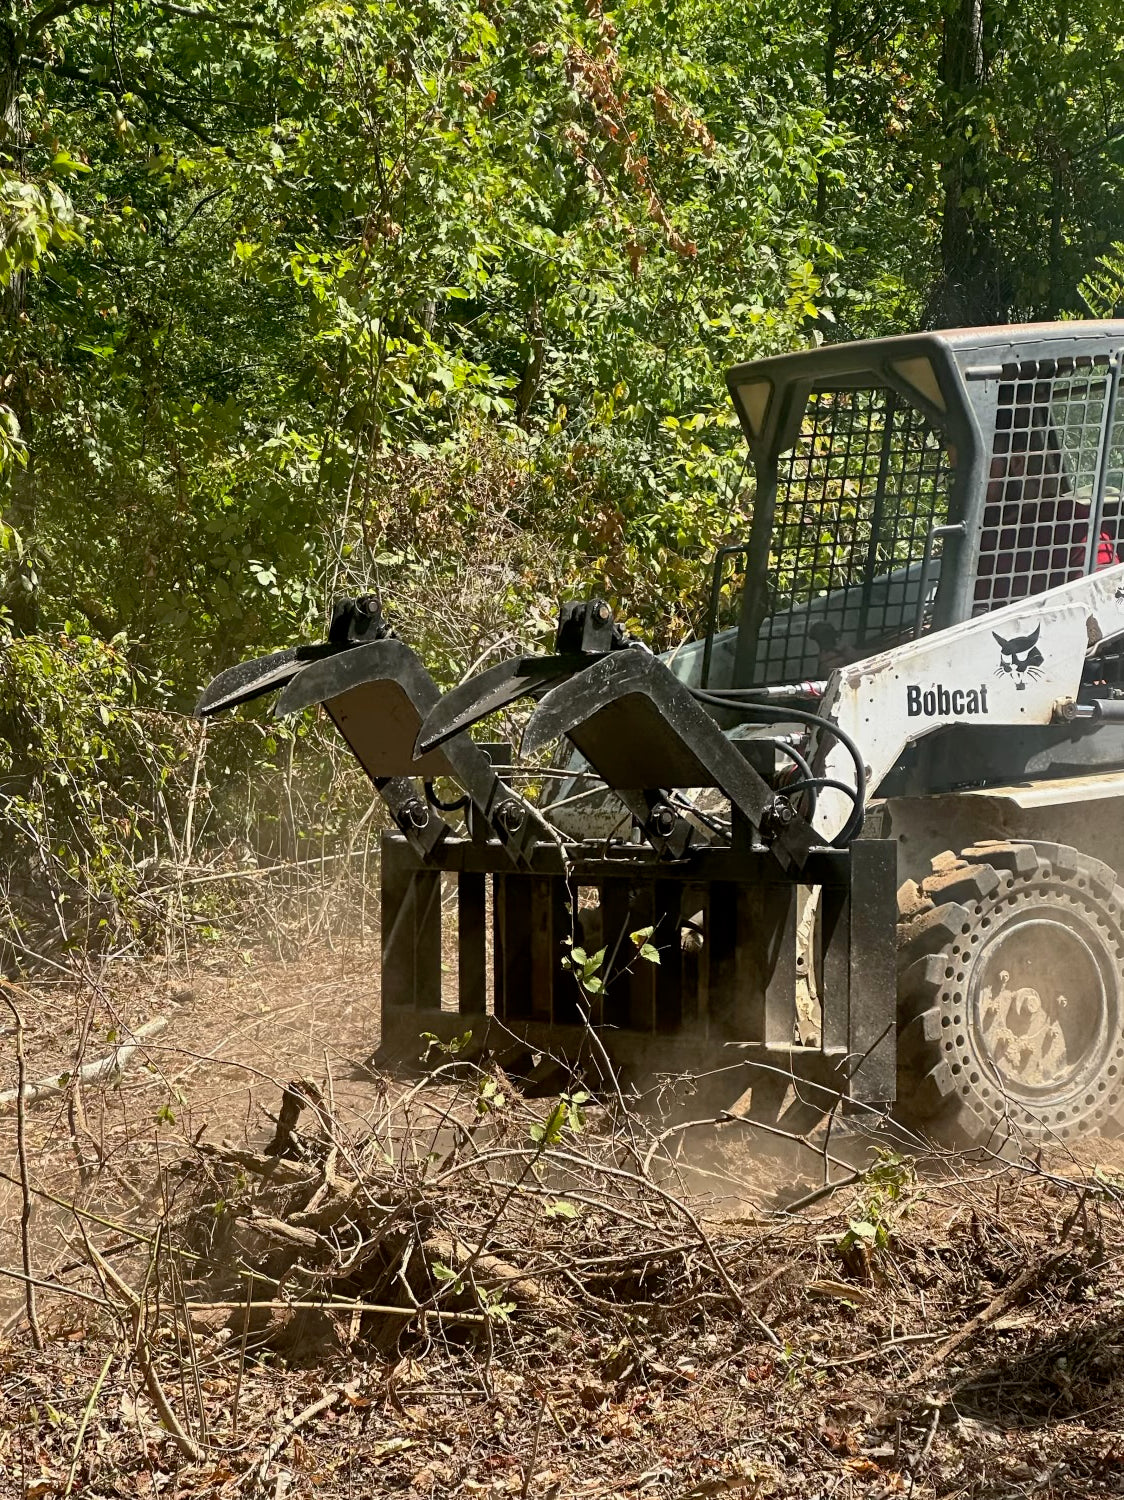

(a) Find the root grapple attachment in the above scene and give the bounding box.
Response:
[198,596,897,1123]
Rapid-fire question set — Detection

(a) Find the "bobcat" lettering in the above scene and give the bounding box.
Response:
[906,684,990,717]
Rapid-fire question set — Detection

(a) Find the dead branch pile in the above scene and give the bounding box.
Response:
[173,1065,781,1366]
[9,1043,1124,1497]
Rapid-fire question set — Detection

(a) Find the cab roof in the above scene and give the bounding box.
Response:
[725,320,1124,458]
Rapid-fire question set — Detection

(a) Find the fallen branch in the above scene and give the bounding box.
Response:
[182,1297,489,1321]
[194,1140,315,1185]
[247,1379,363,1491]
[905,1251,1067,1387]
[236,1213,324,1251]
[781,1169,864,1216]
[0,1017,167,1112]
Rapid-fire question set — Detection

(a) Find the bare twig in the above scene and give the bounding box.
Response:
[84,1242,205,1462]
[232,1278,253,1444]
[63,1347,116,1496]
[905,1252,1068,1387]
[520,1388,550,1500]
[247,1379,363,1490]
[0,984,43,1349]
[0,1263,114,1310]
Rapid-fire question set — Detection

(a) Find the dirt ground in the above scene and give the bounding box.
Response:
[2,946,1124,1499]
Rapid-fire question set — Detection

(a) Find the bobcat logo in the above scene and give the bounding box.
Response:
[993,623,1044,690]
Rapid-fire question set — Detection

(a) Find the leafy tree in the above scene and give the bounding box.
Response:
[0,0,1122,706]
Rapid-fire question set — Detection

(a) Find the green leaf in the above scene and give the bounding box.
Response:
[50,150,90,175]
[531,1099,568,1147]
[846,1219,878,1242]
[544,1198,580,1219]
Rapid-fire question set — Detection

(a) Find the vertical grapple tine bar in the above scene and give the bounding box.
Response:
[738,886,767,1042]
[457,872,488,1014]
[380,833,442,1011]
[845,839,898,1105]
[381,833,412,1011]
[413,870,442,1010]
[680,885,702,1028]
[763,883,798,1046]
[600,878,634,1028]
[627,883,657,1032]
[529,876,555,1024]
[706,881,738,1039]
[655,879,684,1034]
[496,874,534,1020]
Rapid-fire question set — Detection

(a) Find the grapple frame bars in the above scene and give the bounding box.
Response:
[376,827,898,1112]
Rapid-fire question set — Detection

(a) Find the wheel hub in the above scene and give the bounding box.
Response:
[972,914,1108,1094]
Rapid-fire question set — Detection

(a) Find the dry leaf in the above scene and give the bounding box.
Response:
[842,1457,882,1475]
[371,1438,416,1460]
[808,1278,873,1305]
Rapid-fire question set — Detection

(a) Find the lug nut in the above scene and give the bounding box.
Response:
[650,802,678,838]
[399,798,429,831]
[495,799,526,835]
[593,600,611,623]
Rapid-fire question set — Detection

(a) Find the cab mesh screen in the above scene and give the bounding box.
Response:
[755,387,949,685]
[974,358,1116,611]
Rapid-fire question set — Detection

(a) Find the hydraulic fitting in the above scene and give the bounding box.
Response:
[494,799,526,835]
[399,798,430,831]
[649,802,678,839]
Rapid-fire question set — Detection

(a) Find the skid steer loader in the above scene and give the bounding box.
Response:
[199,320,1124,1149]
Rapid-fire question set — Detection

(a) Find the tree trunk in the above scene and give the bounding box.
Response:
[927,0,1001,326]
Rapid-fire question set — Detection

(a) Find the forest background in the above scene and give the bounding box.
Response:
[2,0,1124,961]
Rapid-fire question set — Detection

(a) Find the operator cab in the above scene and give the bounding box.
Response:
[687,322,1124,692]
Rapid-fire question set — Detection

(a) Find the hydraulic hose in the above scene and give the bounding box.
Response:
[750,737,818,817]
[424,780,470,814]
[689,687,867,845]
[778,776,858,804]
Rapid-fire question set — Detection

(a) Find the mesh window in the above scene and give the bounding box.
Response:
[754,387,950,685]
[1083,384,1124,692]
[973,358,1115,611]
[1098,391,1124,566]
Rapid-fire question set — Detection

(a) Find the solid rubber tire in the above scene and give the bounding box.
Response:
[896,840,1124,1146]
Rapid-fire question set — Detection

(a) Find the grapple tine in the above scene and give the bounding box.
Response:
[524,650,816,869]
[413,654,579,756]
[194,643,340,718]
[272,635,549,865]
[415,598,638,754]
[274,638,452,779]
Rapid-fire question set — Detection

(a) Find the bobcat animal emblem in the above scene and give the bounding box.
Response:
[993,623,1044,690]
